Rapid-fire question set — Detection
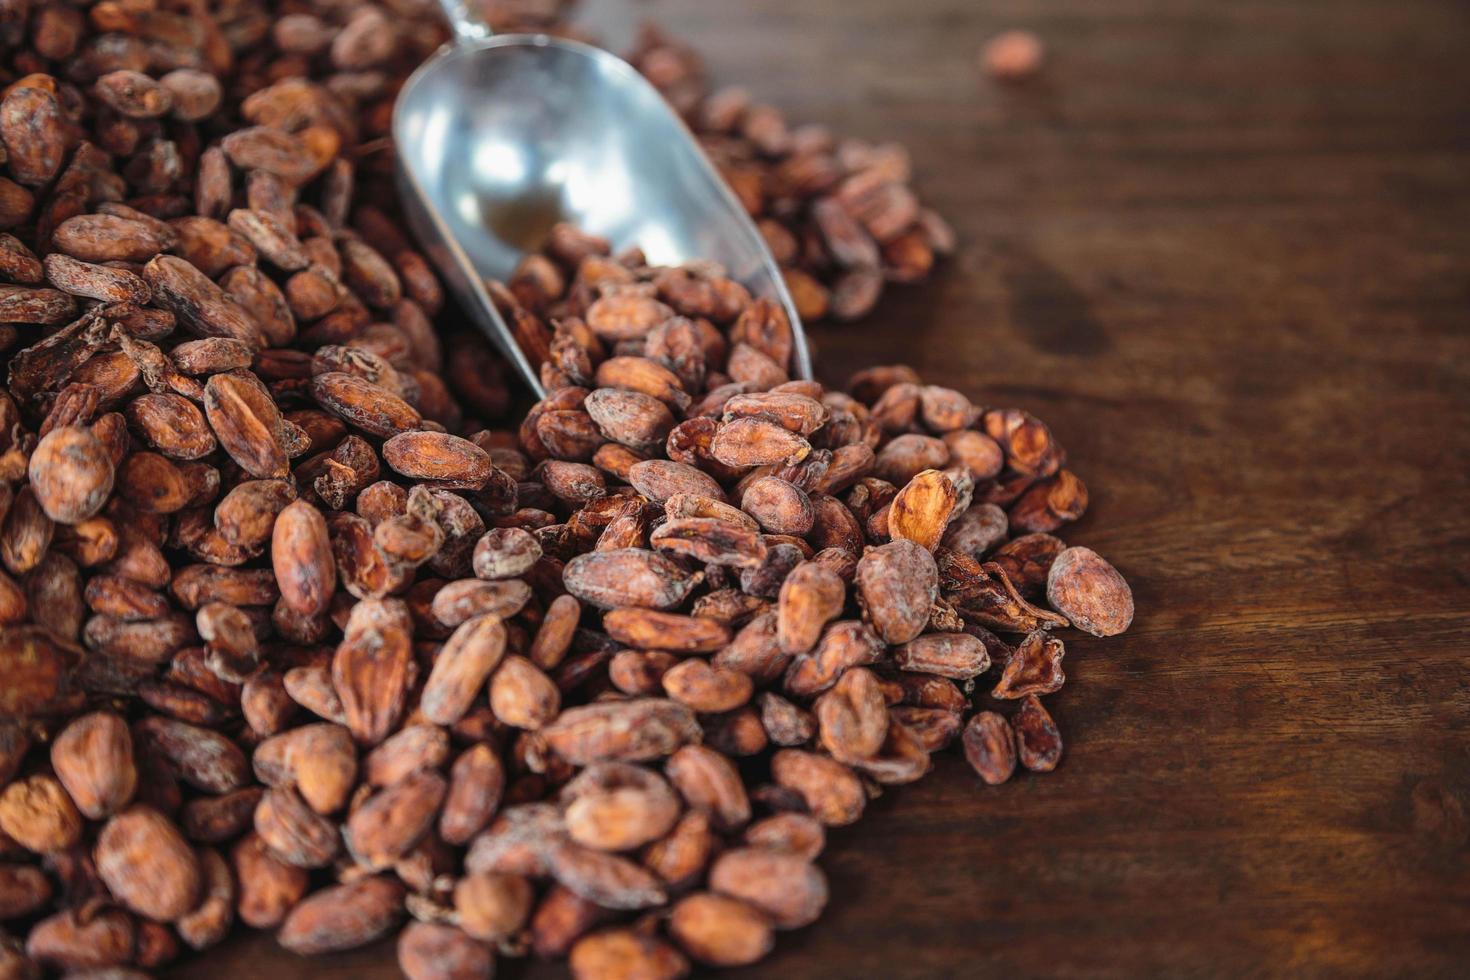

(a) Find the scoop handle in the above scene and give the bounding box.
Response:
[437,0,493,41]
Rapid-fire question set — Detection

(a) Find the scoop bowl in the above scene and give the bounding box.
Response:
[393,20,811,397]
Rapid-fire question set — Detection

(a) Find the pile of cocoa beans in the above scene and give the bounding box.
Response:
[0,1,1130,978]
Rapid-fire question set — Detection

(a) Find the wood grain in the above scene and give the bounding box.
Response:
[181,0,1470,975]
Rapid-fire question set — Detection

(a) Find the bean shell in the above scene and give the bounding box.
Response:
[28,426,114,524]
[94,805,202,921]
[277,876,405,954]
[708,847,827,929]
[1045,546,1134,637]
[963,711,1016,785]
[669,892,775,966]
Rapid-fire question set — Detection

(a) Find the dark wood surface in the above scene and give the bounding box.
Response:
[186,0,1470,975]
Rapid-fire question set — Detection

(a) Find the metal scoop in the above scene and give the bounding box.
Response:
[393,1,811,398]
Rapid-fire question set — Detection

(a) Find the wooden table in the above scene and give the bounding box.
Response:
[191,0,1470,975]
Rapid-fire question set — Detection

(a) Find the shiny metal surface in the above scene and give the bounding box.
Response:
[393,22,811,398]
